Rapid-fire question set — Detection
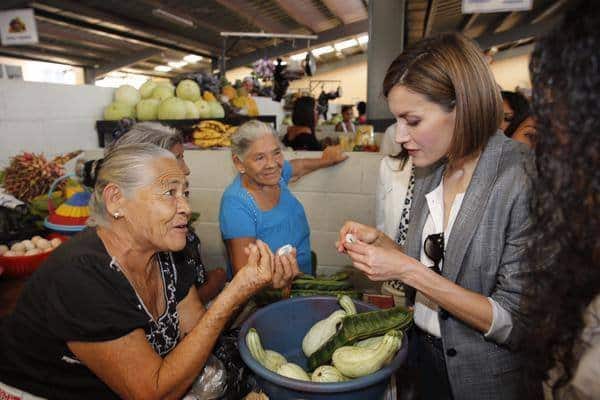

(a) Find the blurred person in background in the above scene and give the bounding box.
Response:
[335,105,356,134]
[501,90,537,148]
[283,96,322,150]
[356,101,367,124]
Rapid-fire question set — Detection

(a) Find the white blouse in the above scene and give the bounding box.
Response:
[414,180,513,343]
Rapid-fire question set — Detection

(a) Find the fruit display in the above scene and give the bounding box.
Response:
[3,151,81,202]
[192,120,236,149]
[102,81,227,121]
[0,235,61,257]
[245,296,410,383]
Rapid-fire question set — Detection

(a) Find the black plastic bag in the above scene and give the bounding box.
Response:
[213,328,260,399]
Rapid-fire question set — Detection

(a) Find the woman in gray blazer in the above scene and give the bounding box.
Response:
[338,33,541,400]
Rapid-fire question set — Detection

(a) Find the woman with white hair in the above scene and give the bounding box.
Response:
[220,120,347,276]
[81,122,226,303]
[0,143,298,399]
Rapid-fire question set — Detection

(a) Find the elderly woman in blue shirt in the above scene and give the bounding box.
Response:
[219,120,347,277]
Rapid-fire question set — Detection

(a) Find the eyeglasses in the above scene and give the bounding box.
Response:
[424,233,444,275]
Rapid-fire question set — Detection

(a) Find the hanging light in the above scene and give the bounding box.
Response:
[168,61,188,68]
[290,52,308,61]
[334,39,358,51]
[312,45,335,56]
[183,54,203,63]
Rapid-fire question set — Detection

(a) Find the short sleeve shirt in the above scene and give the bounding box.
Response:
[219,160,312,275]
[0,228,197,400]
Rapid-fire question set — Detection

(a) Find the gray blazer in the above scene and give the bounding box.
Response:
[406,132,541,400]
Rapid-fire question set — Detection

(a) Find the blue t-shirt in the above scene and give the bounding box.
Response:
[219,160,312,276]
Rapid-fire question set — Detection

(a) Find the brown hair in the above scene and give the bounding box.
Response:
[383,33,502,161]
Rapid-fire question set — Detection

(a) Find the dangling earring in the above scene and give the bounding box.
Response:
[113,212,121,219]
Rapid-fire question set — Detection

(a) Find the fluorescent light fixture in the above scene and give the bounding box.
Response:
[183,54,203,63]
[168,61,188,68]
[152,8,195,28]
[312,45,334,56]
[154,65,172,72]
[334,39,358,51]
[290,52,307,61]
[357,35,369,45]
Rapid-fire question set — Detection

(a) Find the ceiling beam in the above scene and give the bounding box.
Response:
[483,12,511,36]
[0,48,93,67]
[135,0,225,34]
[531,0,570,24]
[226,19,368,70]
[36,20,144,52]
[424,0,439,36]
[33,10,209,59]
[214,0,289,33]
[476,15,561,50]
[273,0,336,33]
[32,0,218,55]
[91,48,162,80]
[460,13,479,32]
[321,0,367,25]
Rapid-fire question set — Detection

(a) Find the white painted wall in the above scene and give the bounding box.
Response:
[0,80,112,167]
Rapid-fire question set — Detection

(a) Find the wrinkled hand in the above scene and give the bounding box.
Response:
[336,220,381,253]
[321,144,348,166]
[234,240,274,295]
[272,248,300,289]
[344,241,419,282]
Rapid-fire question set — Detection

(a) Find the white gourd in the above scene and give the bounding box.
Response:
[246,328,287,372]
[332,330,402,378]
[302,310,346,357]
[302,295,358,357]
[276,362,311,381]
[311,365,348,382]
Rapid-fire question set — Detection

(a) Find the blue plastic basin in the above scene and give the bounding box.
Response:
[238,296,408,400]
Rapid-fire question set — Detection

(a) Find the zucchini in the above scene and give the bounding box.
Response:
[332,330,402,378]
[307,306,412,371]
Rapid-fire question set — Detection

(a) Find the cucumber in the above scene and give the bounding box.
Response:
[307,306,413,371]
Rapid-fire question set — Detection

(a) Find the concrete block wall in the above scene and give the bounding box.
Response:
[84,148,384,275]
[0,80,112,166]
[184,150,383,273]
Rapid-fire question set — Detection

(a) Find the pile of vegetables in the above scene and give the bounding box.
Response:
[246,295,412,383]
[255,272,360,304]
[103,80,225,121]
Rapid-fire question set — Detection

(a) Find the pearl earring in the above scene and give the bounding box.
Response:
[113,212,120,219]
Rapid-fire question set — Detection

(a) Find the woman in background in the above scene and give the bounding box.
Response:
[501,90,537,148]
[220,120,347,277]
[283,96,322,151]
[335,105,356,134]
[522,2,600,399]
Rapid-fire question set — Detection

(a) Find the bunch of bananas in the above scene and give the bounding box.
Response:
[192,120,237,149]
